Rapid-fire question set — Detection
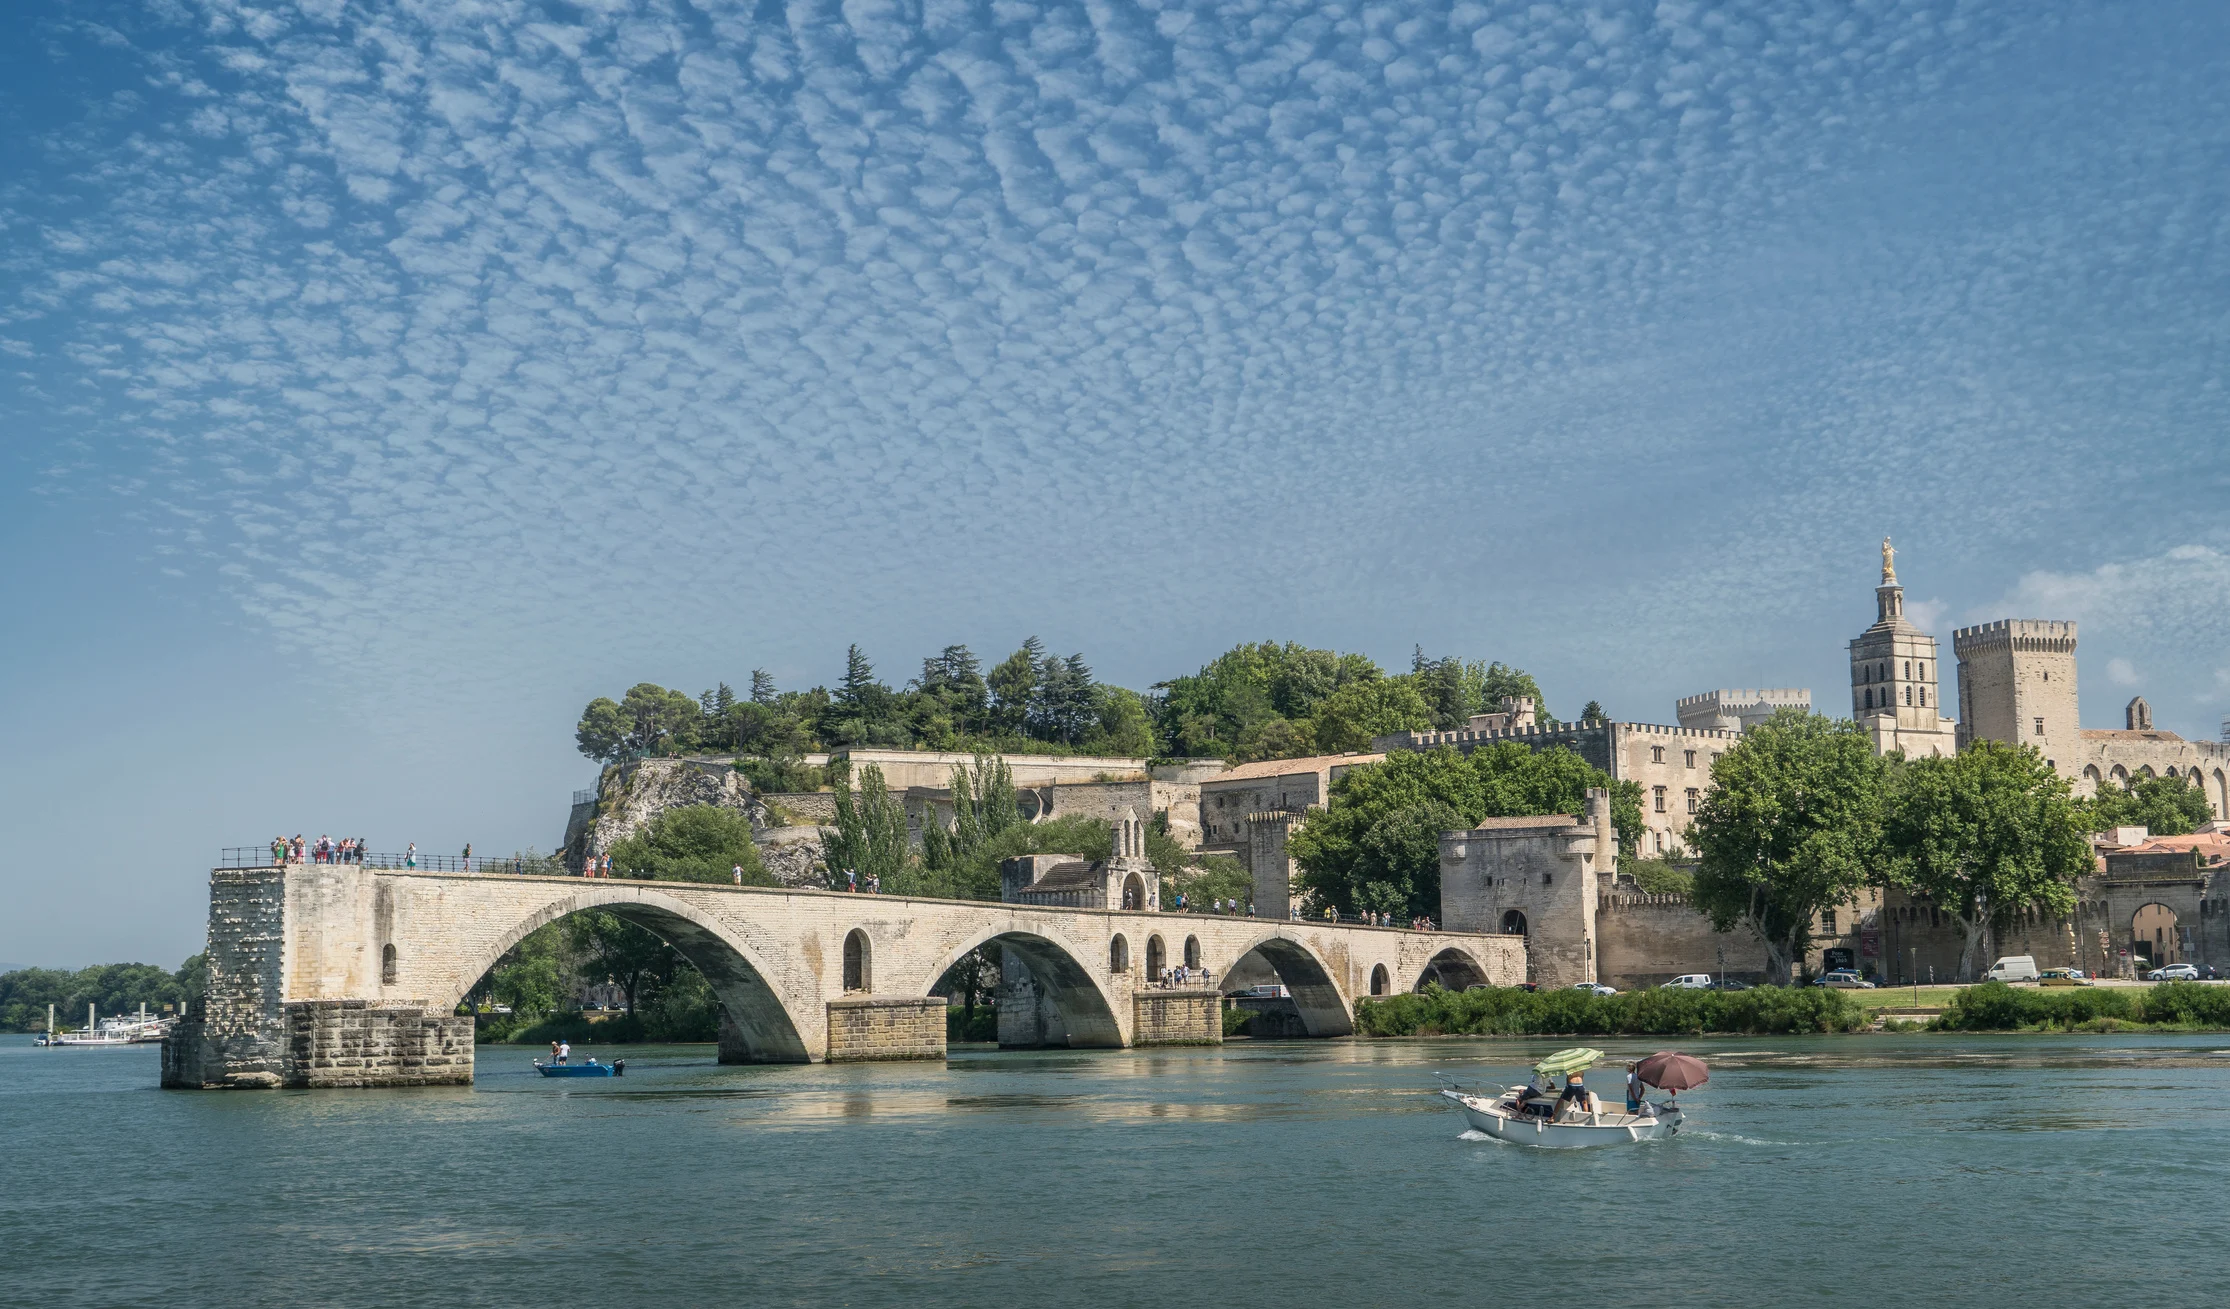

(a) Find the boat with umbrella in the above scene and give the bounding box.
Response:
[1438,1048,1705,1148]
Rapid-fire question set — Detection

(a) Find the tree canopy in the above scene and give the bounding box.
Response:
[1288,745,1641,922]
[606,805,772,885]
[2084,774,2217,836]
[1688,711,1886,984]
[1881,741,2092,981]
[1151,641,1554,762]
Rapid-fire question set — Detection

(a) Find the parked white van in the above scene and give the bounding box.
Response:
[1986,955,2040,982]
[1665,974,1715,990]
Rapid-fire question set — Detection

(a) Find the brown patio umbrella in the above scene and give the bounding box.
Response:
[1635,1051,1709,1092]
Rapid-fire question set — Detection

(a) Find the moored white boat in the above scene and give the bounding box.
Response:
[36,1003,174,1047]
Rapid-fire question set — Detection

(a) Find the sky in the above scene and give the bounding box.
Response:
[3,0,2226,969]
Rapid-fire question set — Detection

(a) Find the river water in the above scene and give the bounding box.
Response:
[6,1032,2226,1307]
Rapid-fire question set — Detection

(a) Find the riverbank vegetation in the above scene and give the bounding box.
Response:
[468,912,722,1044]
[0,959,206,1032]
[1356,984,1867,1037]
[1934,981,2230,1032]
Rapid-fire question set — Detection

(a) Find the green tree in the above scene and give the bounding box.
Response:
[1085,685,1157,756]
[575,696,629,763]
[564,912,678,1014]
[1881,741,2092,981]
[1311,677,1436,752]
[1579,700,1606,724]
[618,682,701,756]
[2086,774,2216,836]
[748,669,778,705]
[1289,745,1640,922]
[987,638,1044,734]
[1688,711,1886,984]
[822,763,910,889]
[606,805,771,884]
[488,922,571,1015]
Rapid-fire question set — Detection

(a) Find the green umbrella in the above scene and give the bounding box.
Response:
[1532,1047,1605,1078]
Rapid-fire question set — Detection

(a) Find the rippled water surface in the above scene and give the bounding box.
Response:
[6,1033,2227,1307]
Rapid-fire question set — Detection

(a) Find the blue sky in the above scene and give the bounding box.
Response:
[4,0,2226,968]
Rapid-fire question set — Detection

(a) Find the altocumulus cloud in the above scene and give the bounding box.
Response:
[4,0,2227,729]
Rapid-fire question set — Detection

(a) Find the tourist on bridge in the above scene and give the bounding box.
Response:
[405,842,417,869]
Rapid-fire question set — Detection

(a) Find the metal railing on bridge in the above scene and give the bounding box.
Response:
[219,848,572,876]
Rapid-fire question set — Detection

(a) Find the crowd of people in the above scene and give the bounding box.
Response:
[272,834,369,865]
[1148,964,1214,989]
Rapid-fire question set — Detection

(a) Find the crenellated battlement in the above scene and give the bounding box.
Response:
[1952,619,2078,654]
[1377,719,1740,752]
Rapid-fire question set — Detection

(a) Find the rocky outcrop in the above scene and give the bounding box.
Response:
[756,826,832,889]
[579,758,770,861]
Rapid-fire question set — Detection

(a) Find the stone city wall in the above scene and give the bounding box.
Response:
[1595,895,1768,989]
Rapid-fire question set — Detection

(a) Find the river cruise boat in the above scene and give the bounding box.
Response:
[36,1004,174,1047]
[1438,1048,1704,1149]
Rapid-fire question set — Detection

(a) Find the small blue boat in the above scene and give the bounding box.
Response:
[534,1058,624,1078]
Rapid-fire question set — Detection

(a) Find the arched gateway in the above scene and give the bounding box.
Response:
[163,861,1523,1089]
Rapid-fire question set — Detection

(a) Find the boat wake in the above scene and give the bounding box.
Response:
[1681,1128,1776,1146]
[1457,1129,1495,1141]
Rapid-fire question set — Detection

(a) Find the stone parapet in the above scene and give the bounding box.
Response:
[1132,990,1221,1045]
[825,996,947,1062]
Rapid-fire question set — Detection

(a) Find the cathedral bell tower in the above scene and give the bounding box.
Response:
[1847,538,1956,758]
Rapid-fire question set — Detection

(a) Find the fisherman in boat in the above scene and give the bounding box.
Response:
[557,1040,571,1065]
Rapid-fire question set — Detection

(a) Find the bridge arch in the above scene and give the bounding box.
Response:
[1416,946,1491,992]
[436,884,811,1064]
[925,927,1125,1049]
[1214,932,1354,1037]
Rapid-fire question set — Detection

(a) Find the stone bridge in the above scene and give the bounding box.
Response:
[162,862,1524,1088]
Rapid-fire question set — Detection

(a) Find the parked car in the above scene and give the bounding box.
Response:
[1710,979,1754,992]
[1986,955,2040,982]
[2149,964,2199,982]
[1812,969,1877,989]
[1664,974,1714,990]
[2038,968,2089,987]
[1570,982,1618,996]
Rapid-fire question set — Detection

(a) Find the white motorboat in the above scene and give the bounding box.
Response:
[1438,1085,1682,1148]
[1438,1047,1703,1149]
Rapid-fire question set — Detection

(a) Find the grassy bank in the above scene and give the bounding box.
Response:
[1934,981,2230,1032]
[1357,985,1866,1037]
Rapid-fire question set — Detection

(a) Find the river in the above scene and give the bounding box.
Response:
[6,1032,2226,1306]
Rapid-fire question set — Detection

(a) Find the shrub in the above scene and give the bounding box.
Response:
[1934,981,2136,1031]
[2137,981,2230,1027]
[1354,984,1863,1037]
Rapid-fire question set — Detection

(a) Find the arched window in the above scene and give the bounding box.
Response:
[1502,909,1528,936]
[1918,686,1926,706]
[1904,660,1911,679]
[1184,936,1201,969]
[381,943,398,985]
[1146,935,1166,978]
[1865,688,1873,709]
[842,929,872,993]
[1109,935,1129,972]
[1904,686,1912,706]
[1370,964,1390,996]
[1122,873,1146,911]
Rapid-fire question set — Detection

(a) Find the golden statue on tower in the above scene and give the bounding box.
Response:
[1881,536,1897,585]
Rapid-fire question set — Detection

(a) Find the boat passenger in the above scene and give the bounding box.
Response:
[558,1040,571,1066]
[1626,1065,1644,1114]
[1556,1073,1591,1119]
